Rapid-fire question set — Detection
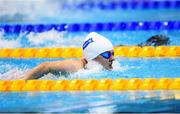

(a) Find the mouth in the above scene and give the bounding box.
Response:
[109,63,113,69]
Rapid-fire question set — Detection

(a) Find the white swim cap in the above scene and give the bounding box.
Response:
[82,32,113,60]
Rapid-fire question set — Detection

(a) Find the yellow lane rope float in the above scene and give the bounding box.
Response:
[0,78,179,91]
[0,46,179,58]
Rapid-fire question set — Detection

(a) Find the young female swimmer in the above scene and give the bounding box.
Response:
[22,32,114,80]
[22,32,170,80]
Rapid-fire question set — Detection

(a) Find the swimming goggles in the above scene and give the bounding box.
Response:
[100,51,114,59]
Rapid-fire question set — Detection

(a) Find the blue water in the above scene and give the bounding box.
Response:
[1,31,180,48]
[0,58,180,80]
[1,0,180,24]
[1,7,180,24]
[0,0,180,112]
[0,91,180,112]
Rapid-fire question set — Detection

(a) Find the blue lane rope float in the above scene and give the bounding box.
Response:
[65,0,180,10]
[0,21,180,34]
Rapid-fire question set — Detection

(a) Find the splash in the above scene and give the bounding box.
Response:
[112,59,128,71]
[27,30,84,47]
[0,31,20,48]
[0,0,89,23]
[0,0,62,22]
[69,60,104,79]
[0,67,28,80]
[0,30,85,48]
[39,73,62,80]
[69,59,128,79]
[0,60,29,80]
[0,39,20,48]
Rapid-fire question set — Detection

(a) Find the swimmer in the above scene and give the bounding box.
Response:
[22,33,170,80]
[117,35,170,47]
[138,35,170,47]
[22,32,114,80]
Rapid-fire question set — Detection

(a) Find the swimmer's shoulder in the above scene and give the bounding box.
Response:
[60,59,84,71]
[60,59,81,64]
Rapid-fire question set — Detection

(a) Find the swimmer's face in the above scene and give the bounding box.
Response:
[94,50,115,70]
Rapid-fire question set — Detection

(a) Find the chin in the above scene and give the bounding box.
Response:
[106,66,113,70]
[109,67,113,70]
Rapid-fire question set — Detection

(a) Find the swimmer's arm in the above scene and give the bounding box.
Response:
[22,60,76,80]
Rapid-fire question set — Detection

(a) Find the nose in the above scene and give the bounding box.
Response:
[109,55,114,62]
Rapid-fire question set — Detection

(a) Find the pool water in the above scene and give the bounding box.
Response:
[1,0,180,23]
[0,0,180,112]
[0,91,180,113]
[0,58,180,80]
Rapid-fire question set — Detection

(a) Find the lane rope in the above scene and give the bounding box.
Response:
[0,46,179,58]
[0,78,179,91]
[69,0,180,10]
[1,21,179,34]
